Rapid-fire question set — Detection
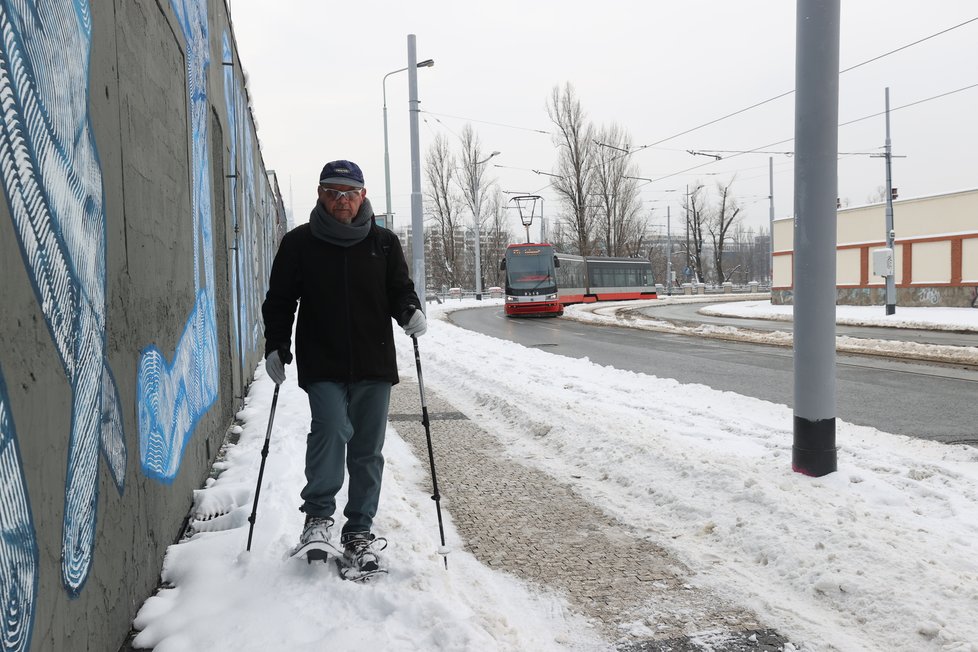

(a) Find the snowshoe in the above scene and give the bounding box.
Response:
[336,531,388,582]
[290,515,340,564]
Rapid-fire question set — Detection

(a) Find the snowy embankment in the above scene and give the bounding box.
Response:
[565,296,978,366]
[700,299,978,332]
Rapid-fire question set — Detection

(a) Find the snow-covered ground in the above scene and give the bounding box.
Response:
[566,296,978,366]
[131,299,978,651]
[700,298,978,332]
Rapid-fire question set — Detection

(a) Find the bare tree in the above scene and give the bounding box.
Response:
[593,122,644,256]
[481,188,513,289]
[547,83,597,255]
[730,224,768,284]
[457,124,498,293]
[708,180,742,283]
[644,221,668,289]
[867,185,887,204]
[545,216,572,253]
[680,184,709,283]
[423,134,465,290]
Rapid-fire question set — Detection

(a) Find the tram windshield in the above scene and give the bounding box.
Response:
[504,246,557,292]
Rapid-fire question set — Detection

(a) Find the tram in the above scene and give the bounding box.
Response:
[500,243,656,317]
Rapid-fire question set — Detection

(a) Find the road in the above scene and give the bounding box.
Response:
[447,304,978,446]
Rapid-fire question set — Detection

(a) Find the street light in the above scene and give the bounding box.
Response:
[383,58,433,230]
[470,151,500,300]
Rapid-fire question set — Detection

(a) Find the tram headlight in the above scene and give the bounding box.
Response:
[546,294,557,301]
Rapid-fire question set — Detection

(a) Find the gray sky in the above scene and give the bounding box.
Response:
[228,1,977,239]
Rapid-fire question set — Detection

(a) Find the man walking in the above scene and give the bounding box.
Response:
[261,160,426,576]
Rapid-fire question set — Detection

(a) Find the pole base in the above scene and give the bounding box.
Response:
[792,416,837,477]
[885,304,895,316]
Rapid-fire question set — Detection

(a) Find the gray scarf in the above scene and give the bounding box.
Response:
[309,197,374,246]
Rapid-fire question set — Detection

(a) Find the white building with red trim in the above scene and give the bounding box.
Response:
[773,187,978,307]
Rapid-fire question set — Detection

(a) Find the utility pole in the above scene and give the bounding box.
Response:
[469,151,500,300]
[769,157,775,286]
[472,172,482,300]
[883,87,897,315]
[666,206,673,295]
[685,184,691,282]
[792,0,839,477]
[407,35,426,307]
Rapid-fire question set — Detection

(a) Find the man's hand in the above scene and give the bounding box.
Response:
[402,308,427,338]
[265,350,287,385]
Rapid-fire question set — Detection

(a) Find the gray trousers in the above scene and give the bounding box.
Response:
[301,380,391,535]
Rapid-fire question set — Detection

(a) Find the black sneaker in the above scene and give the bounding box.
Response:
[340,531,387,573]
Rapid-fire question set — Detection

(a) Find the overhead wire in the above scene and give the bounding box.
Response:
[838,82,978,127]
[621,15,978,161]
[419,18,977,206]
[420,17,976,158]
[422,110,551,135]
[838,16,978,74]
[645,82,978,185]
[422,112,462,142]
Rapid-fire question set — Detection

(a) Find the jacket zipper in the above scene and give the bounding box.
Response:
[343,248,355,380]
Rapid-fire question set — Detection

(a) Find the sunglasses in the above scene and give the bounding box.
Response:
[321,186,363,201]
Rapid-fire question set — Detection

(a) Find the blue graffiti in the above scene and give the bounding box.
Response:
[0,373,38,652]
[0,0,126,596]
[222,30,276,379]
[136,0,219,482]
[222,33,246,368]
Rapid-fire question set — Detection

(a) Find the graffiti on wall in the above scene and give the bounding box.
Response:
[222,30,277,377]
[0,0,127,596]
[137,0,219,482]
[222,33,248,370]
[0,372,38,652]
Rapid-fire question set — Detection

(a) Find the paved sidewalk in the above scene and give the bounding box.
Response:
[389,381,789,651]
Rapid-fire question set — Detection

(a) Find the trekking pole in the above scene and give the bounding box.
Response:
[412,335,449,569]
[246,384,280,551]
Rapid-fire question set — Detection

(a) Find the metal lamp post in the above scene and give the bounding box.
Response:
[470,151,500,300]
[383,58,433,231]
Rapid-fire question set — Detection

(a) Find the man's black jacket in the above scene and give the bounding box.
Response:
[261,222,420,389]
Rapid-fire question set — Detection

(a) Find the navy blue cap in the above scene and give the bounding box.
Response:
[319,160,364,188]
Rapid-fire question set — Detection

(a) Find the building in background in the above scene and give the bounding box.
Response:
[773,188,978,307]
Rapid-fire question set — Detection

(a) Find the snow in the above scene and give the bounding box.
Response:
[699,298,978,332]
[131,297,978,651]
[567,296,978,366]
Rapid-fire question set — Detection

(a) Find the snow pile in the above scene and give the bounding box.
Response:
[566,298,978,366]
[701,300,978,332]
[407,301,978,650]
[131,298,978,651]
[130,373,602,651]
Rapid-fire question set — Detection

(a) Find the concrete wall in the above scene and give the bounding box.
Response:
[0,1,280,650]
[772,188,978,307]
